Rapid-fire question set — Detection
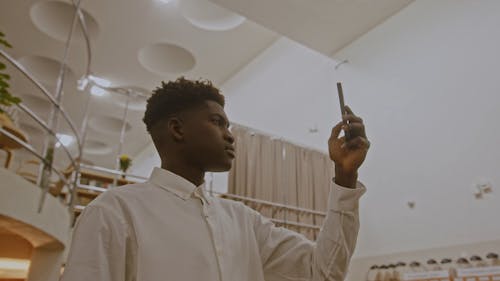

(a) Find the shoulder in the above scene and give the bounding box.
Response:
[91,182,151,206]
[214,196,248,211]
[213,196,261,222]
[82,182,152,223]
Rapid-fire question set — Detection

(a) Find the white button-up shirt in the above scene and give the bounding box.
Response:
[61,167,365,281]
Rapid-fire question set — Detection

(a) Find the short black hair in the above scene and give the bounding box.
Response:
[143,77,225,133]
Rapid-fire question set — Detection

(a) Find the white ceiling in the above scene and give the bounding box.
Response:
[211,0,413,57]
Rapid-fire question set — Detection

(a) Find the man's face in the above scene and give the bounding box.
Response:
[181,100,235,172]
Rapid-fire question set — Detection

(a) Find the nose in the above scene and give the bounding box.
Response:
[224,128,234,144]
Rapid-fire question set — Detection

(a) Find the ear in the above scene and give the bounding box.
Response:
[167,117,184,142]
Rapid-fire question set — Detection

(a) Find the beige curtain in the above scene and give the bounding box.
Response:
[228,124,334,239]
[228,126,284,218]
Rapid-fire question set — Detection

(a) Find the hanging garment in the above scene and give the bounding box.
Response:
[456,258,473,269]
[441,258,455,278]
[394,262,408,281]
[426,259,442,271]
[470,255,488,267]
[486,253,500,267]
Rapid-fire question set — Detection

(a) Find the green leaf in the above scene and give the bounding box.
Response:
[0,39,12,48]
[0,73,9,80]
[10,96,21,104]
[0,80,9,88]
[0,63,5,70]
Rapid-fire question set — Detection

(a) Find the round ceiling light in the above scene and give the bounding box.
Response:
[138,43,196,74]
[18,94,53,119]
[19,122,45,139]
[179,0,245,31]
[30,1,99,42]
[17,55,75,87]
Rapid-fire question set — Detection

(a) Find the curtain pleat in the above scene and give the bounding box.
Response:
[227,125,334,239]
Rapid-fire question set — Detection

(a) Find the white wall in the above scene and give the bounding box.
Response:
[221,0,500,258]
[0,168,70,281]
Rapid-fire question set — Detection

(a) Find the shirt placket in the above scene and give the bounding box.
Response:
[193,189,224,281]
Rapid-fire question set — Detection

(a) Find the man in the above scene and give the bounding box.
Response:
[61,77,369,281]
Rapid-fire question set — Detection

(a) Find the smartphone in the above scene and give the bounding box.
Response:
[336,82,350,140]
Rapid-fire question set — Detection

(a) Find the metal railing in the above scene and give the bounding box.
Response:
[0,0,89,215]
[216,192,326,217]
[0,127,70,188]
[0,52,81,216]
[0,0,150,218]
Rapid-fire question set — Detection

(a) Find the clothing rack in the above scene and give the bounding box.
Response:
[271,218,321,230]
[215,192,326,217]
[79,163,149,181]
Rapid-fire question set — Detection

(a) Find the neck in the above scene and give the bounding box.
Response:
[161,160,205,186]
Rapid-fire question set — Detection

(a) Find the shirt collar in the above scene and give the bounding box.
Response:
[149,167,210,204]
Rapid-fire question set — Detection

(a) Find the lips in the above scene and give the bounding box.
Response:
[225,146,235,158]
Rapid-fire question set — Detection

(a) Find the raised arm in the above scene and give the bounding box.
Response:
[254,105,370,281]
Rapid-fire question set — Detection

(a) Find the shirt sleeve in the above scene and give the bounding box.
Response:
[61,203,136,281]
[252,181,366,281]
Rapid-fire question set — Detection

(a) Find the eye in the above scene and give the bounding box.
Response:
[212,118,224,127]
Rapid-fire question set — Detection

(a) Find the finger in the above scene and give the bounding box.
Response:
[346,123,367,138]
[342,114,363,123]
[346,136,370,149]
[330,135,346,144]
[338,136,347,149]
[330,135,346,147]
[344,105,356,116]
[331,122,344,139]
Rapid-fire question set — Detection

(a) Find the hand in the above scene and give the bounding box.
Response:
[328,106,370,188]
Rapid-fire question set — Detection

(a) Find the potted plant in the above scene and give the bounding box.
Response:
[119,154,132,179]
[0,30,27,156]
[0,30,21,117]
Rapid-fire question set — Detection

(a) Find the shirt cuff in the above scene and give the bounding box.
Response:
[328,179,366,211]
